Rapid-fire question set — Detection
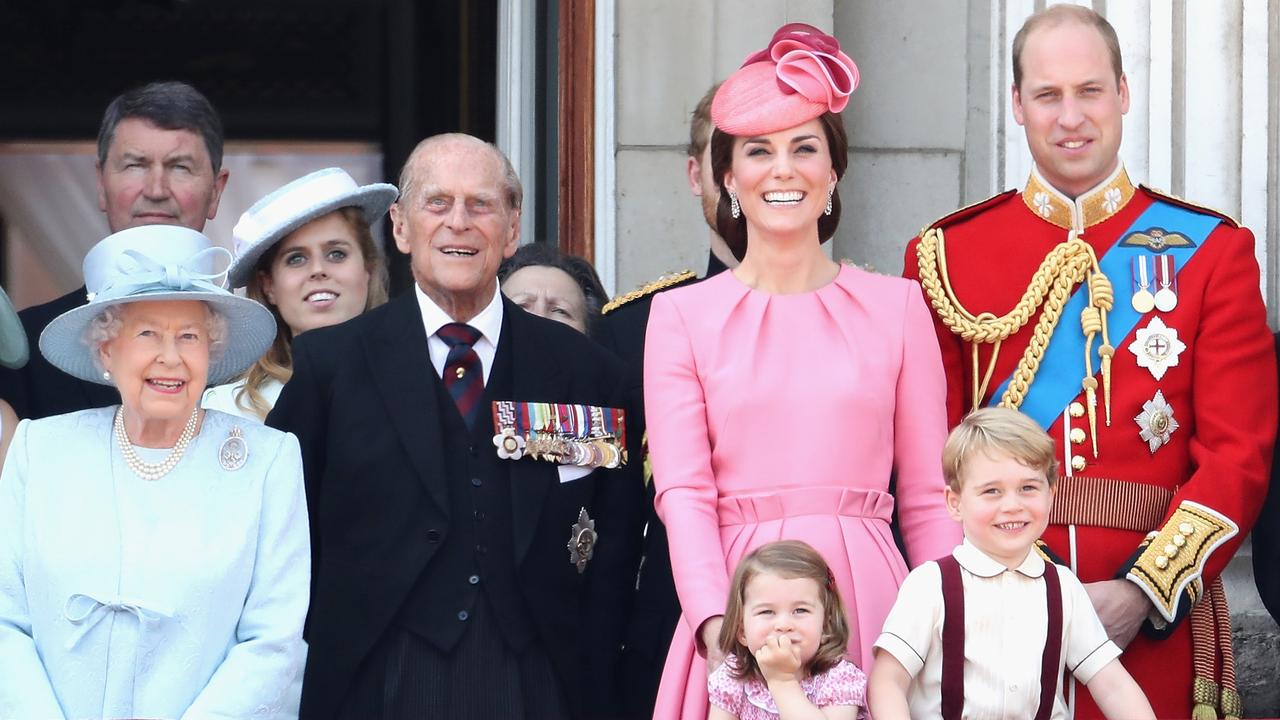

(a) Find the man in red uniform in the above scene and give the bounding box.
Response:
[905,6,1275,718]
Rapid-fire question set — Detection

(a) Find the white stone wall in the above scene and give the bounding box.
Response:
[611,0,833,292]
[609,0,1279,311]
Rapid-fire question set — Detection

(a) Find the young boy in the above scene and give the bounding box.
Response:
[867,407,1154,720]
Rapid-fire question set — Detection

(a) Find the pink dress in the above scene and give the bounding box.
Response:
[644,265,961,719]
[707,658,868,719]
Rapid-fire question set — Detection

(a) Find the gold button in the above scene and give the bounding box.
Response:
[456,367,466,379]
[1070,428,1086,444]
[1179,522,1195,535]
[1069,402,1086,418]
[1164,544,1178,557]
[1172,534,1186,547]
[1071,455,1086,471]
[1155,555,1169,569]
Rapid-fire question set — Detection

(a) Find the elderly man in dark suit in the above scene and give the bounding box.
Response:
[0,80,228,419]
[268,133,642,719]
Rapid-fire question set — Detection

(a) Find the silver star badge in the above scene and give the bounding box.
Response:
[1128,317,1186,381]
[567,507,597,574]
[1135,390,1179,454]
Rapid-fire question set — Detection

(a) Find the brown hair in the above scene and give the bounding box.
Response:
[942,407,1058,492]
[1012,5,1123,90]
[710,112,849,261]
[687,82,722,160]
[718,540,850,684]
[234,206,388,419]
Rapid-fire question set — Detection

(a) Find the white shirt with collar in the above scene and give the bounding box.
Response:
[874,539,1121,720]
[415,281,504,385]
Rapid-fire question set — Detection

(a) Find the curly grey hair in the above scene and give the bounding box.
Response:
[84,302,229,376]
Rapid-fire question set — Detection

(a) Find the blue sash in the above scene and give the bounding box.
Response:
[988,201,1220,429]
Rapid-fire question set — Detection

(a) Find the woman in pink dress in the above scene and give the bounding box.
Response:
[644,24,962,719]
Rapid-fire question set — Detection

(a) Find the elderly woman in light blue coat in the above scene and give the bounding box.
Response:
[0,225,309,719]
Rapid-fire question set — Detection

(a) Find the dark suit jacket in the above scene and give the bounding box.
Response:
[0,287,119,419]
[267,291,643,719]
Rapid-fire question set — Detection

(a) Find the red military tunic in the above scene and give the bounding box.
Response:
[905,165,1276,719]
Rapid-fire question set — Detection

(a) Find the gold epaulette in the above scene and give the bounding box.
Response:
[602,270,697,315]
[920,189,1019,234]
[1140,185,1241,228]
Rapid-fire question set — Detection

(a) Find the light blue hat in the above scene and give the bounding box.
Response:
[228,167,399,289]
[39,226,277,386]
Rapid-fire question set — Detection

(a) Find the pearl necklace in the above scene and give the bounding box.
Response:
[113,406,201,481]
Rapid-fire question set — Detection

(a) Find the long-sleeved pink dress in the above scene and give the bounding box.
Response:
[644,264,961,719]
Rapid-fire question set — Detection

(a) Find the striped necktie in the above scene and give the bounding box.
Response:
[436,323,484,429]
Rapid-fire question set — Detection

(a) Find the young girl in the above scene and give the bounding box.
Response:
[709,541,868,720]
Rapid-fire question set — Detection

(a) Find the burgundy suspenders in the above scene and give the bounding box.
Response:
[938,556,1064,720]
[938,555,966,720]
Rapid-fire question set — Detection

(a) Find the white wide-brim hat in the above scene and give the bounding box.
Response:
[0,285,28,369]
[39,225,277,386]
[228,167,399,288]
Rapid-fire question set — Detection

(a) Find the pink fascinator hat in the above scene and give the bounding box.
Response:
[711,23,860,136]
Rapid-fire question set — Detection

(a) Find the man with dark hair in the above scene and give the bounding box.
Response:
[594,81,737,720]
[269,133,642,719]
[0,80,228,419]
[905,5,1275,718]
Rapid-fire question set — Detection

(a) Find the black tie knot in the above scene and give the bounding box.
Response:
[437,322,482,348]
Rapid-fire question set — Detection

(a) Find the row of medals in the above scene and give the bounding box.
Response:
[1127,251,1183,457]
[524,433,626,469]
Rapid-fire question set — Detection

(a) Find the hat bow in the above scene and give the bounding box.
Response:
[91,246,232,303]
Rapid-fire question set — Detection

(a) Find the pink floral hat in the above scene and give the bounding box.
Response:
[711,23,860,136]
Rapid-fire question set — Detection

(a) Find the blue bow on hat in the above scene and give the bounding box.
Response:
[90,246,233,303]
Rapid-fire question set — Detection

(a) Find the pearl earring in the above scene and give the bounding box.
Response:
[729,190,741,219]
[103,370,111,382]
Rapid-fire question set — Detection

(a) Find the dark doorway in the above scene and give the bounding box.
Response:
[0,0,497,296]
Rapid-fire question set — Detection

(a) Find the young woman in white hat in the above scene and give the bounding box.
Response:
[203,167,397,420]
[0,225,309,718]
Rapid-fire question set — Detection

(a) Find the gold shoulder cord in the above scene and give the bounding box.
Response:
[916,228,1116,451]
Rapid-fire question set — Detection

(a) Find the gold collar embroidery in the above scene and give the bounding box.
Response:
[1021,164,1136,231]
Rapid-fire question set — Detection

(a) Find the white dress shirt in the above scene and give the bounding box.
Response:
[874,540,1121,720]
[415,281,504,385]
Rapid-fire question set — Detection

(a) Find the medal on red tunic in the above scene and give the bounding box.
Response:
[1154,254,1179,312]
[1135,390,1180,453]
[1128,317,1187,381]
[1131,255,1156,313]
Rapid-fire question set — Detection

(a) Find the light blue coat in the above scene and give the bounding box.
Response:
[0,407,310,719]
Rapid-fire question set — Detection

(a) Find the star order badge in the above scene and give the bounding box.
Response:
[567,507,597,574]
[1128,317,1186,380]
[1135,390,1180,454]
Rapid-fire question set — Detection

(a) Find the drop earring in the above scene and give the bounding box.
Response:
[729,190,741,219]
[825,188,834,216]
[103,370,111,382]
